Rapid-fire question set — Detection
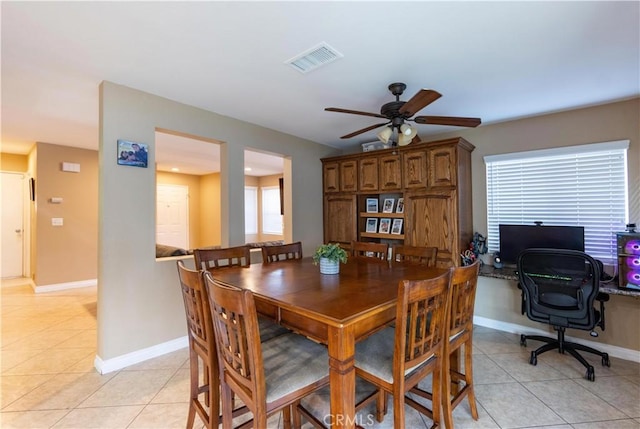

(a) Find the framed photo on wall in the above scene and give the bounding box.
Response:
[117,139,148,168]
[379,218,391,234]
[396,198,404,213]
[366,198,379,213]
[366,218,378,233]
[391,219,404,235]
[382,198,395,213]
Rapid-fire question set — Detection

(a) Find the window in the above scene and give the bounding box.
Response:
[262,186,283,235]
[485,140,629,264]
[245,186,258,235]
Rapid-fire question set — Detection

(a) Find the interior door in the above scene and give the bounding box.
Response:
[1,172,25,278]
[156,184,189,249]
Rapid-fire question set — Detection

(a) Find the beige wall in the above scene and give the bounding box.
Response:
[0,153,28,172]
[199,173,221,247]
[33,143,98,286]
[425,98,640,352]
[98,81,337,361]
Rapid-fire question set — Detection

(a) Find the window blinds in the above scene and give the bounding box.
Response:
[485,140,629,264]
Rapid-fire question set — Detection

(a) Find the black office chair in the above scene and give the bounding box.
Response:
[517,248,610,381]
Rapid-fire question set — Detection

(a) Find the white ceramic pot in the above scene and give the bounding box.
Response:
[319,257,340,275]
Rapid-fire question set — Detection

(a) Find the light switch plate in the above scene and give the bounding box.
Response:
[51,218,63,226]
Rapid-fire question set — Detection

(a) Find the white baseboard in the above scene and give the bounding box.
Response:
[94,336,188,374]
[473,315,640,363]
[34,279,97,293]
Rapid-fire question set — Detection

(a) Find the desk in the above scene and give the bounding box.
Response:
[210,257,446,429]
[479,264,640,298]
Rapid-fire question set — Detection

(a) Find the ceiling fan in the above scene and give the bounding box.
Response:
[325,82,481,146]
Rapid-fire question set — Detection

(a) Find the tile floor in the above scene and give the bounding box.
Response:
[1,278,639,428]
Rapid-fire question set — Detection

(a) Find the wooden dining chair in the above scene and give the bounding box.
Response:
[261,241,303,264]
[351,241,389,260]
[441,261,480,427]
[176,260,233,429]
[354,270,453,428]
[193,245,251,271]
[391,245,438,266]
[204,271,329,429]
[194,245,289,342]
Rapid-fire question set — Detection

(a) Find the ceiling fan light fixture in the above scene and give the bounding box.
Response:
[377,126,393,144]
[400,124,413,136]
[397,126,417,146]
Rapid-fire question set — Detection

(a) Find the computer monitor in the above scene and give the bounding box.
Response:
[499,224,585,265]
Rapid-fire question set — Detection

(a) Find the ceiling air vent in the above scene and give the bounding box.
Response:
[285,42,343,74]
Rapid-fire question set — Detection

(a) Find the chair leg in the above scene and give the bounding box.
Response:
[376,390,387,422]
[282,404,292,429]
[221,383,234,429]
[393,387,406,429]
[463,342,478,420]
[186,402,196,429]
[187,350,199,429]
[441,347,455,429]
[292,401,302,429]
[206,365,219,429]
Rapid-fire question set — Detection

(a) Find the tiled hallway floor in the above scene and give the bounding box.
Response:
[1,278,639,428]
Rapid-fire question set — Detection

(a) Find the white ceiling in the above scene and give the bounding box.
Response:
[2,2,639,175]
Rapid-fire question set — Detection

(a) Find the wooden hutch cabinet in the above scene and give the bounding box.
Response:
[321,137,474,267]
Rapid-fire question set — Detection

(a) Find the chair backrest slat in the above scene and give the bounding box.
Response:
[261,242,303,264]
[176,260,215,362]
[391,245,438,267]
[194,245,251,272]
[351,241,388,260]
[448,261,480,341]
[204,271,264,405]
[395,270,452,372]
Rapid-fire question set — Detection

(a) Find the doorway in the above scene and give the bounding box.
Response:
[1,172,25,278]
[156,184,189,249]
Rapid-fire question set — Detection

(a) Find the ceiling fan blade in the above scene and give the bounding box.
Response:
[414,116,481,128]
[399,89,442,116]
[325,107,387,119]
[340,122,390,139]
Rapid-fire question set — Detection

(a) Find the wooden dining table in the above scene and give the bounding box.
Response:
[209,256,447,429]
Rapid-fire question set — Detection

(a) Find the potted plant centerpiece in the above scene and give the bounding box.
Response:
[313,243,348,274]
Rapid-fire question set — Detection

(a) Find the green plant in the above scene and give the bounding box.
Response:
[313,243,348,264]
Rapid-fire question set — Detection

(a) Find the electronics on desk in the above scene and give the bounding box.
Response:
[499,223,584,266]
[493,252,504,269]
[617,231,640,290]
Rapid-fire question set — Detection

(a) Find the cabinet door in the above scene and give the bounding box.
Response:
[359,157,379,192]
[324,195,357,246]
[340,160,358,192]
[323,162,340,193]
[428,145,456,187]
[404,190,457,267]
[403,150,428,189]
[379,154,402,190]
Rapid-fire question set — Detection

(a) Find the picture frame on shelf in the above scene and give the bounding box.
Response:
[365,218,378,233]
[396,198,404,214]
[379,218,391,234]
[382,198,395,213]
[391,218,404,235]
[366,198,379,213]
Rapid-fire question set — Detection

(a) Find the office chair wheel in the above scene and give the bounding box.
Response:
[602,354,611,367]
[586,366,595,381]
[529,352,537,366]
[520,335,527,346]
